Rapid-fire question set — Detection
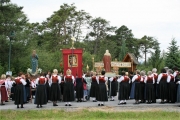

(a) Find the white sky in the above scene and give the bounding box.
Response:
[11,0,180,52]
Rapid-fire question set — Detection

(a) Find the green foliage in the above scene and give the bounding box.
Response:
[0,2,177,75]
[165,38,180,68]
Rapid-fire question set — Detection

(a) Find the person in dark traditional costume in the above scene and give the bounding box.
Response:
[173,67,179,103]
[144,71,155,104]
[14,72,27,108]
[139,71,146,103]
[63,69,75,106]
[75,77,83,102]
[0,74,8,105]
[109,76,118,101]
[45,71,51,102]
[117,72,130,105]
[167,69,176,103]
[34,72,47,108]
[90,72,98,102]
[50,69,61,106]
[96,71,108,106]
[25,74,31,103]
[131,70,141,104]
[152,68,158,103]
[157,68,168,103]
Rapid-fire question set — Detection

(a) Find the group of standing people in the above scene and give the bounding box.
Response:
[1,66,180,108]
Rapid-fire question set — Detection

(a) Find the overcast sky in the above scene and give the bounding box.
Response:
[11,0,180,52]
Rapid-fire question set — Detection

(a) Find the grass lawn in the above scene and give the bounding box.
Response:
[0,109,180,120]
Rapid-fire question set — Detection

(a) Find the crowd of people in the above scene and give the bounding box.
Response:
[0,67,180,108]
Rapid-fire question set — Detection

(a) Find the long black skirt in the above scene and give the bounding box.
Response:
[14,84,24,105]
[159,80,167,100]
[110,81,117,96]
[34,84,47,105]
[50,83,61,101]
[90,82,98,98]
[75,82,83,99]
[167,82,176,103]
[139,82,145,101]
[97,83,108,101]
[145,83,155,102]
[63,82,74,102]
[118,82,129,100]
[134,82,141,100]
[45,82,50,102]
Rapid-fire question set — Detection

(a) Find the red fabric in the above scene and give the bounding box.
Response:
[99,76,105,83]
[39,77,46,84]
[147,77,153,82]
[92,76,97,82]
[162,73,168,80]
[123,76,129,82]
[0,86,8,101]
[62,49,83,78]
[15,77,22,84]
[170,74,174,81]
[136,75,141,82]
[52,76,58,83]
[83,83,87,90]
[153,74,158,81]
[65,75,73,82]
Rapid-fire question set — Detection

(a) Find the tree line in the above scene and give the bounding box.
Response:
[0,1,180,75]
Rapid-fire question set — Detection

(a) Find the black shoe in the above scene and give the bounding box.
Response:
[40,105,42,108]
[80,100,82,102]
[101,104,104,106]
[37,105,39,108]
[110,99,114,101]
[118,103,124,105]
[5,100,9,102]
[123,102,126,104]
[65,104,67,106]
[53,104,58,106]
[93,100,97,102]
[69,104,72,106]
[17,106,19,108]
[21,106,24,108]
[98,104,100,106]
[1,103,5,105]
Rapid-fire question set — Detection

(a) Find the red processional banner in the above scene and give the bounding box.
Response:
[62,49,83,78]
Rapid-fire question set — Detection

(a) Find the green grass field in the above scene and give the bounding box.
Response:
[0,109,180,120]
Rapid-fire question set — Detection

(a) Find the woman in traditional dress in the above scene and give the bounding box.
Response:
[130,70,141,104]
[167,69,176,103]
[117,72,130,105]
[145,71,155,104]
[90,72,98,102]
[45,71,51,102]
[152,68,158,103]
[75,76,83,102]
[96,70,108,106]
[0,74,8,105]
[157,68,168,103]
[25,74,31,103]
[139,71,146,103]
[109,76,118,101]
[14,72,27,108]
[50,69,61,106]
[63,69,75,106]
[34,72,47,108]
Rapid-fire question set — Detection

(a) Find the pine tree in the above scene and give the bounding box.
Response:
[165,38,180,68]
